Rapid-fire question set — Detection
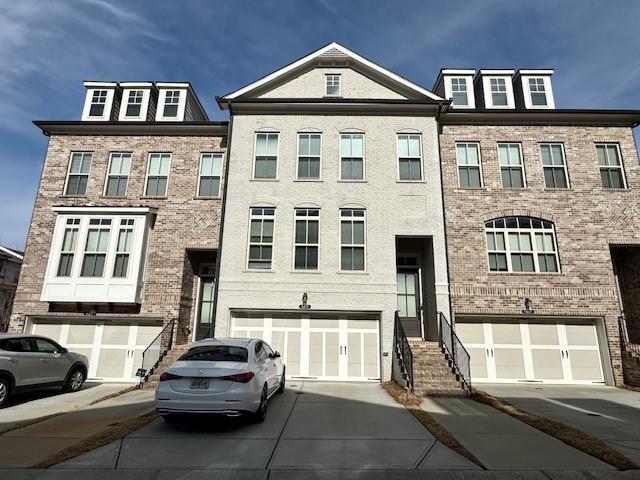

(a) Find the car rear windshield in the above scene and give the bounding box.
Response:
[179,346,248,362]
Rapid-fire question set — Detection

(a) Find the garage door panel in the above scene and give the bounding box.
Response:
[456,323,485,344]
[565,324,598,346]
[67,324,96,344]
[363,333,378,378]
[32,322,63,342]
[287,331,301,376]
[309,332,323,376]
[347,332,362,377]
[273,318,301,328]
[325,332,339,377]
[494,348,526,379]
[95,348,128,379]
[569,350,602,381]
[492,324,522,345]
[531,349,564,380]
[468,347,488,379]
[102,324,130,345]
[528,324,559,346]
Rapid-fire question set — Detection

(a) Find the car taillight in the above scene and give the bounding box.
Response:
[220,372,255,383]
[159,372,182,382]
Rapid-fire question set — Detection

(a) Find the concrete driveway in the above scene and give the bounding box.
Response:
[481,384,640,465]
[56,381,478,471]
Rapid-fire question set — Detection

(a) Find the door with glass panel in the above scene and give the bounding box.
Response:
[396,269,421,337]
[195,278,215,340]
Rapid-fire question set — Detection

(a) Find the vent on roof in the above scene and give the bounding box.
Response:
[319,47,348,58]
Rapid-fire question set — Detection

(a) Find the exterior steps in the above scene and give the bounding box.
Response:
[143,343,192,389]
[407,340,469,396]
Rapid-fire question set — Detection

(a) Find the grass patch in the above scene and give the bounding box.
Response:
[382,381,484,469]
[33,410,158,468]
[471,388,638,471]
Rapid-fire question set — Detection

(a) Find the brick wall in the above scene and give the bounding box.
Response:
[10,133,226,342]
[440,124,640,385]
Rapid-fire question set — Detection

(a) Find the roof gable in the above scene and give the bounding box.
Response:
[221,42,443,103]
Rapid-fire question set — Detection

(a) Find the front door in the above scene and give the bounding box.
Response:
[396,269,421,337]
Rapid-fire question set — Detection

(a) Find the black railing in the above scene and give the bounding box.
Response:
[141,319,175,381]
[394,311,414,392]
[438,312,471,391]
[620,315,640,356]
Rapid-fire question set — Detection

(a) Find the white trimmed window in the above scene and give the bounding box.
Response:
[125,90,144,117]
[528,78,548,107]
[340,134,364,180]
[163,90,180,117]
[198,153,223,197]
[248,207,275,269]
[485,217,559,273]
[65,152,92,196]
[81,218,111,277]
[540,144,568,188]
[56,218,80,277]
[294,208,319,270]
[498,143,525,188]
[340,209,365,271]
[105,153,132,197]
[325,74,341,96]
[450,77,469,106]
[145,153,171,197]
[397,134,422,181]
[254,133,278,179]
[489,78,508,106]
[113,219,134,278]
[456,143,482,188]
[297,134,321,180]
[89,90,108,117]
[597,144,626,189]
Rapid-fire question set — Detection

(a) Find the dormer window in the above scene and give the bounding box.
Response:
[325,74,341,96]
[528,78,547,106]
[89,90,108,117]
[490,78,508,106]
[481,72,515,109]
[450,78,469,106]
[125,90,144,117]
[519,73,555,109]
[163,90,180,117]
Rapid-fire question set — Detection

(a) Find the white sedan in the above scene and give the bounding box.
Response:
[155,338,285,422]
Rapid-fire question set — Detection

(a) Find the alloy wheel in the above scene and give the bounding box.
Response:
[0,382,7,404]
[70,370,84,391]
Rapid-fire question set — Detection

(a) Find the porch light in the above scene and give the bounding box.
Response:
[523,298,535,315]
[299,292,311,309]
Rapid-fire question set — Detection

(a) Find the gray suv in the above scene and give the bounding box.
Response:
[0,334,89,408]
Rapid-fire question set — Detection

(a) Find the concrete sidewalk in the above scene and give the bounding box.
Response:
[0,388,154,468]
[483,384,640,466]
[0,382,129,434]
[421,397,613,470]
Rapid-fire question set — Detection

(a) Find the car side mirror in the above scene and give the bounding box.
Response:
[59,347,68,354]
[274,351,281,358]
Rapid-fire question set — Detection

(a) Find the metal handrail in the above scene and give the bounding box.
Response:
[394,311,414,392]
[438,312,471,390]
[620,315,640,356]
[141,319,175,380]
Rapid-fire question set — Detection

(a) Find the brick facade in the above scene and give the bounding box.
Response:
[439,124,640,385]
[9,132,226,343]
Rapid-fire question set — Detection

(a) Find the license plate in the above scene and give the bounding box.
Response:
[190,379,209,390]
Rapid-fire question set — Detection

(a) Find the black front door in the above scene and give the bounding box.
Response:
[396,269,421,337]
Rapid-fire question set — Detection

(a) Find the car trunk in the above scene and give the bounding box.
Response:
[166,360,249,393]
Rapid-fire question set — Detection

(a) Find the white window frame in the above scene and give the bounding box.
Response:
[540,143,569,189]
[56,218,81,277]
[485,217,560,274]
[104,152,132,197]
[253,132,279,180]
[82,85,115,121]
[521,74,555,109]
[296,133,322,180]
[155,86,187,121]
[144,153,172,197]
[118,86,151,121]
[456,142,483,188]
[445,76,475,108]
[596,143,627,189]
[339,133,365,181]
[339,208,366,272]
[325,74,341,96]
[293,208,320,270]
[80,218,112,278]
[497,143,526,188]
[64,152,93,196]
[247,207,276,270]
[112,219,135,278]
[396,133,423,182]
[482,74,515,109]
[197,153,223,197]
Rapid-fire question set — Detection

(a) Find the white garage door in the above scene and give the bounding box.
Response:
[455,319,605,385]
[29,320,162,382]
[230,312,380,381]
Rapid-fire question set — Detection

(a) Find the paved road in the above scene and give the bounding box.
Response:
[0,382,129,433]
[482,384,640,466]
[56,381,479,470]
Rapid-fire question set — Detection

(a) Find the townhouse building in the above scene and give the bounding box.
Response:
[0,246,23,332]
[9,81,228,381]
[435,69,640,386]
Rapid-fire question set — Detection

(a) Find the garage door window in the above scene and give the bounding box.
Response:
[485,216,559,273]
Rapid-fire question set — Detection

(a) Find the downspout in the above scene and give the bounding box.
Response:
[209,103,233,339]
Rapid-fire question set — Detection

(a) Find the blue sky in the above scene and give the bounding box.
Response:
[1,0,639,250]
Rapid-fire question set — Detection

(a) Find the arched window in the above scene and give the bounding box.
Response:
[484,216,559,273]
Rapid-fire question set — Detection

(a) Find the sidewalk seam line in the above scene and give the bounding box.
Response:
[265,382,302,469]
[413,439,437,469]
